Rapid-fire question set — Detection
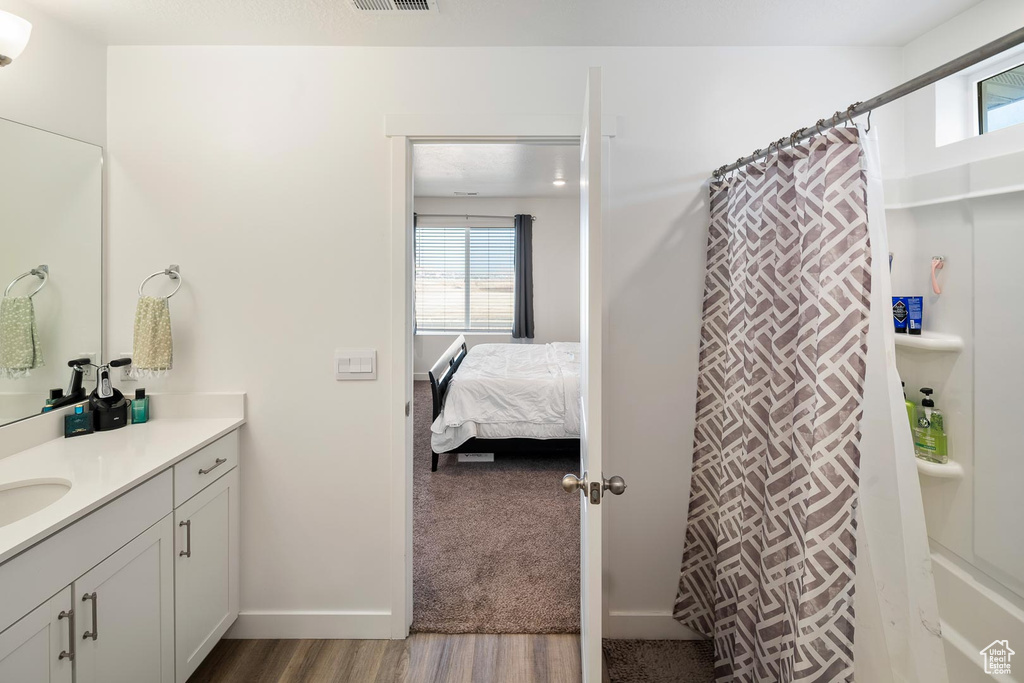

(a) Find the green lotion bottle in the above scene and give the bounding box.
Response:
[903,381,916,432]
[914,387,948,464]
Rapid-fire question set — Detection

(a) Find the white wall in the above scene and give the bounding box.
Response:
[106,45,903,637]
[0,1,105,423]
[412,195,580,377]
[0,0,105,145]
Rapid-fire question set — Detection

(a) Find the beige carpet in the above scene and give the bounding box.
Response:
[603,640,715,683]
[411,381,580,634]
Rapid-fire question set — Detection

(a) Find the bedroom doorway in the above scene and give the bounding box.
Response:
[407,139,584,637]
[390,68,612,682]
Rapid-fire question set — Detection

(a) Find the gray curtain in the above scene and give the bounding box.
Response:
[674,128,873,682]
[512,214,534,339]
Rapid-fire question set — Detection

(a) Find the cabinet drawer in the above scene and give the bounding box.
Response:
[174,431,238,508]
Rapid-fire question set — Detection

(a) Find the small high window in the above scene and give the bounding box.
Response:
[978,63,1024,134]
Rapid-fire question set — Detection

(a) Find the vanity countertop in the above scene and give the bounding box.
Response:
[0,416,244,565]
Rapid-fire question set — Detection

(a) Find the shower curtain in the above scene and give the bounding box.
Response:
[673,128,873,682]
[673,125,948,683]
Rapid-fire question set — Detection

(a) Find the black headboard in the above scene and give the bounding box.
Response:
[427,335,468,422]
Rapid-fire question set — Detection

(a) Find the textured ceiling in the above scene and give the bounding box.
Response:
[23,0,981,47]
[414,143,580,198]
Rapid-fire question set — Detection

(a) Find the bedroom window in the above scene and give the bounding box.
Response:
[414,225,515,333]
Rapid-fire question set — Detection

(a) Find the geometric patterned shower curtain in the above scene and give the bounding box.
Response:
[674,127,873,683]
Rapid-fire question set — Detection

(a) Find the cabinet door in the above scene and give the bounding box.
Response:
[174,467,239,683]
[0,587,73,683]
[75,515,174,683]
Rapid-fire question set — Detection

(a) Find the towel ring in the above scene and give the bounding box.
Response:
[4,265,48,298]
[139,264,182,299]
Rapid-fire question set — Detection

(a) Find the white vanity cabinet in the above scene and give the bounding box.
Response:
[0,424,242,683]
[74,516,175,683]
[0,587,73,683]
[173,467,239,683]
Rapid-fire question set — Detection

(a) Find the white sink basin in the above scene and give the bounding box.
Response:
[0,479,72,527]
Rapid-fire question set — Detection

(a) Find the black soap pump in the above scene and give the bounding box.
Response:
[88,358,133,431]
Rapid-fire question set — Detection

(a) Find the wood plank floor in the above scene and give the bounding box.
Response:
[188,634,585,683]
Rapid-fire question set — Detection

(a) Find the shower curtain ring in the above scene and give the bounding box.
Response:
[816,118,825,135]
[846,103,860,127]
[865,110,873,132]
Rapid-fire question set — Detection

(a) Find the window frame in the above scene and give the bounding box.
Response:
[413,223,517,336]
[976,59,1024,135]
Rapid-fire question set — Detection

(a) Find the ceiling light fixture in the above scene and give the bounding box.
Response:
[552,179,566,187]
[0,10,31,67]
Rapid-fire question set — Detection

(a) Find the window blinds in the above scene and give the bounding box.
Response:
[415,226,515,332]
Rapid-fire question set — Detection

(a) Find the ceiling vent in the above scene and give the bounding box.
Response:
[351,0,438,13]
[454,191,478,196]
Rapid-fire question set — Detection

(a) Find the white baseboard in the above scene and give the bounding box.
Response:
[605,611,706,640]
[414,372,429,382]
[225,610,393,639]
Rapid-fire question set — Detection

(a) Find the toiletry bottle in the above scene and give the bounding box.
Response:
[893,297,909,333]
[64,403,94,438]
[907,296,924,335]
[902,381,916,431]
[914,387,948,464]
[132,388,149,424]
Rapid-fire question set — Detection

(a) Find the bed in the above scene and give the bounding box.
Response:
[428,335,582,471]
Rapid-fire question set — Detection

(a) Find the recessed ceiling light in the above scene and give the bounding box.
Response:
[552,179,566,187]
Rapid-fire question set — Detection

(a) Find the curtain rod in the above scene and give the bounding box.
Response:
[414,213,537,221]
[712,25,1024,179]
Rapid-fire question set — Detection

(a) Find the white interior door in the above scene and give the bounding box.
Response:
[578,65,605,683]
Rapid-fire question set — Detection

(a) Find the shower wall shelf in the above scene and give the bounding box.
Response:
[916,458,964,480]
[894,331,964,352]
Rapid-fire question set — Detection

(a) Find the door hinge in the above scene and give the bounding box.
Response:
[405,401,411,417]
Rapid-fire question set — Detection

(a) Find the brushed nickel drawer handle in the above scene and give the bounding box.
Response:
[179,519,192,557]
[58,608,75,660]
[198,457,227,475]
[81,593,98,641]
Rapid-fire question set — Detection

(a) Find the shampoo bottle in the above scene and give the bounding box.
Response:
[914,387,948,464]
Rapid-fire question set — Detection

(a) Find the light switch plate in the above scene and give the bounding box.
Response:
[335,349,377,381]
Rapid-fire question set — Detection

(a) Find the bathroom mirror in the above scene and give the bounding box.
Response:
[0,117,103,427]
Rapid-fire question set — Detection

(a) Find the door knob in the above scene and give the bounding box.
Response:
[562,473,588,493]
[603,476,627,495]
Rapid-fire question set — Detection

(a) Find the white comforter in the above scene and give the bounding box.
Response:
[431,342,581,452]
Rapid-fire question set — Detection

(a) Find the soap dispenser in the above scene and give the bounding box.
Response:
[88,358,133,431]
[914,387,948,464]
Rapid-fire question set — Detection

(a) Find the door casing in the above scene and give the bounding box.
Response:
[387,114,613,640]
